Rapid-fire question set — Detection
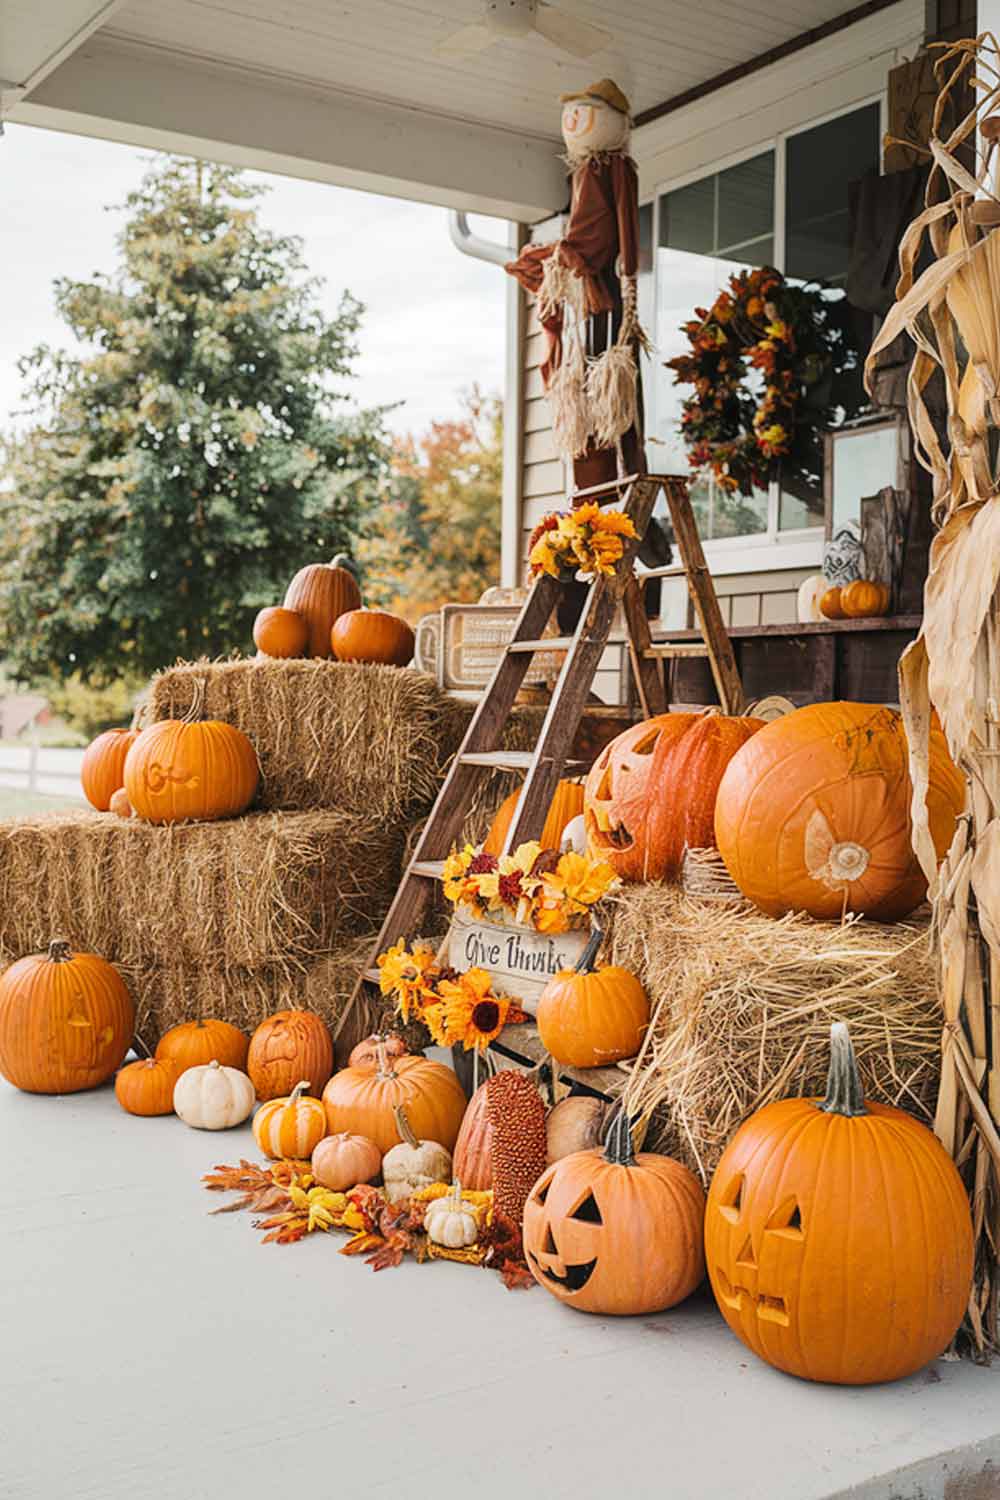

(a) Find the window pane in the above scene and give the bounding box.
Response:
[778,483,824,530]
[830,424,898,530]
[785,104,880,284]
[718,152,775,255]
[660,176,714,254]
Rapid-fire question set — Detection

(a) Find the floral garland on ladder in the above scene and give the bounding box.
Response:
[442,840,618,933]
[528,502,636,580]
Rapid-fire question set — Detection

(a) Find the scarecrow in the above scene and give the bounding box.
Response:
[506,77,647,494]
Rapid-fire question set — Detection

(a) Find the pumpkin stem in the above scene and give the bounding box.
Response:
[374,1038,398,1080]
[288,1080,310,1107]
[183,677,208,725]
[574,925,604,975]
[602,1106,636,1167]
[393,1105,419,1150]
[47,938,73,964]
[819,1022,868,1117]
[330,553,358,577]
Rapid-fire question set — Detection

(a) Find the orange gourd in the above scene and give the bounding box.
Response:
[347,1032,409,1072]
[109,787,134,818]
[331,608,415,667]
[483,779,584,857]
[705,1023,973,1384]
[819,586,845,620]
[253,606,308,659]
[523,1110,706,1316]
[283,554,361,658]
[584,711,764,882]
[311,1132,382,1190]
[840,579,890,618]
[247,1009,334,1101]
[714,701,965,921]
[0,939,134,1094]
[115,1056,180,1116]
[253,1079,328,1160]
[452,1075,494,1191]
[81,728,138,811]
[321,1044,467,1155]
[155,1018,249,1074]
[536,930,649,1068]
[124,681,258,824]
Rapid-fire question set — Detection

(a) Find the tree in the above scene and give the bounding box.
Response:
[0,157,390,683]
[363,389,502,621]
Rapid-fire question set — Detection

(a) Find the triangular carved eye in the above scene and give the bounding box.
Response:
[718,1173,744,1224]
[766,1197,805,1240]
[735,1235,757,1269]
[543,1225,558,1255]
[533,1178,551,1207]
[570,1191,603,1224]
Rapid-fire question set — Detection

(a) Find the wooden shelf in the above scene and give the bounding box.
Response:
[490,1021,631,1100]
[654,614,921,643]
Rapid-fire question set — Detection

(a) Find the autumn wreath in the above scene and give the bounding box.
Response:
[667,266,860,500]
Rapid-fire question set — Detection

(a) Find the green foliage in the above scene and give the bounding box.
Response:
[43,672,143,741]
[0,157,390,683]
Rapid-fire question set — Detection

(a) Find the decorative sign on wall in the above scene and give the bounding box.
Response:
[440,605,565,692]
[447,907,590,1015]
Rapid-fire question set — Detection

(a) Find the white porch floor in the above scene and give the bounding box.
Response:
[3,1078,1000,1500]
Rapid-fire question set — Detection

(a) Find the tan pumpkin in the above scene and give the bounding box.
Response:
[253,605,308,659]
[452,1076,494,1191]
[321,1041,466,1156]
[347,1032,409,1073]
[311,1132,382,1191]
[0,939,134,1095]
[840,579,890,618]
[247,1009,334,1101]
[115,1056,180,1116]
[109,787,134,818]
[124,680,258,824]
[155,1018,249,1074]
[253,1079,328,1160]
[546,1095,609,1164]
[81,728,139,811]
[173,1059,255,1130]
[382,1106,454,1202]
[331,608,414,667]
[536,930,649,1069]
[482,779,585,858]
[819,585,845,620]
[283,554,361,658]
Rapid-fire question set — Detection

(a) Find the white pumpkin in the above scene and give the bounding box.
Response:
[382,1106,453,1203]
[173,1059,255,1130]
[560,813,588,856]
[797,573,827,623]
[425,1183,478,1249]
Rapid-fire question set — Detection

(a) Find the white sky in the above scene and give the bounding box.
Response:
[0,124,509,439]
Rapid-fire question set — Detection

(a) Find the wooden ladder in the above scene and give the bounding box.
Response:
[335,473,743,1054]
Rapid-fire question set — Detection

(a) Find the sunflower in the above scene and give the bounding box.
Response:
[433,968,527,1051]
[376,938,439,1022]
[537,850,618,929]
[442,844,475,903]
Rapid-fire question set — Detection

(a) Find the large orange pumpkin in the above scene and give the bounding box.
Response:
[584,711,764,882]
[321,1046,466,1155]
[536,930,649,1068]
[483,779,584,857]
[247,1009,334,1101]
[253,606,308,659]
[155,1018,249,1074]
[81,728,138,811]
[124,681,259,824]
[115,1056,180,1116]
[253,1079,328,1160]
[523,1111,706,1316]
[283,554,361,658]
[705,1023,974,1384]
[0,939,134,1094]
[714,701,965,921]
[331,608,415,667]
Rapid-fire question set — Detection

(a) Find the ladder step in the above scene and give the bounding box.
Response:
[507,637,574,653]
[645,643,711,659]
[459,750,591,773]
[409,859,446,880]
[362,968,381,985]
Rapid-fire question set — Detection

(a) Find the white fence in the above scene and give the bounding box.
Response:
[0,745,85,799]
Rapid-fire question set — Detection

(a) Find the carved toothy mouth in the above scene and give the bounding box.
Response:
[528,1253,598,1293]
[714,1268,790,1326]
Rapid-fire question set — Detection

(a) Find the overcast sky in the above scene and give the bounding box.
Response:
[0,124,509,439]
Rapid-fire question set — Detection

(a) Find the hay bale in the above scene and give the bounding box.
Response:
[0,808,404,972]
[609,885,941,1184]
[147,658,468,817]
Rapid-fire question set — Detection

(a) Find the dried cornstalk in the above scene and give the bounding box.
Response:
[866,34,1000,1358]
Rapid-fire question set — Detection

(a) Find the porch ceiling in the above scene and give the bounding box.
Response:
[4,0,899,219]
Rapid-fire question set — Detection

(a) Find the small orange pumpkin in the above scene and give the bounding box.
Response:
[253,605,308,659]
[536,930,649,1069]
[155,1018,249,1074]
[819,586,845,620]
[124,680,258,824]
[347,1032,409,1072]
[311,1132,382,1190]
[247,1009,334,1101]
[483,779,585,857]
[321,1041,467,1155]
[109,787,134,818]
[115,1056,180,1116]
[283,554,361,658]
[331,608,415,667]
[81,728,138,811]
[253,1079,328,1159]
[840,579,890,618]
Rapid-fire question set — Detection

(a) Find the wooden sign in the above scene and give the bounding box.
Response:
[446,907,590,1015]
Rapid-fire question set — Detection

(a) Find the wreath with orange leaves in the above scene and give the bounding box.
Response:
[667,266,860,500]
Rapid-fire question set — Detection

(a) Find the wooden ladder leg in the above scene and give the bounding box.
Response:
[622,572,666,719]
[663,477,745,714]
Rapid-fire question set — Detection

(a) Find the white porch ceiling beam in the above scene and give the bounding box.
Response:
[0,0,129,96]
[10,36,567,222]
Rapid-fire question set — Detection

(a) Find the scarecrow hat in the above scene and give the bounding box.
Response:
[559,78,631,116]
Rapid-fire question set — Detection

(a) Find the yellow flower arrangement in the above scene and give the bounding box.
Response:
[376,942,526,1053]
[377,937,439,1022]
[443,840,618,933]
[528,503,637,580]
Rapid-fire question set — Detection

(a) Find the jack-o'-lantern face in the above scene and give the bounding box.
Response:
[524,1168,604,1299]
[708,1168,806,1334]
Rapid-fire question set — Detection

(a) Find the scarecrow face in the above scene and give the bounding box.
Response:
[561,98,628,156]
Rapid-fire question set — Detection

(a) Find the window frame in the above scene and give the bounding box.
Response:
[644,89,886,573]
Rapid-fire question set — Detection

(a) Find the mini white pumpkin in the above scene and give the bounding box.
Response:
[425,1181,478,1249]
[173,1059,255,1130]
[797,573,827,623]
[560,813,588,856]
[382,1106,453,1203]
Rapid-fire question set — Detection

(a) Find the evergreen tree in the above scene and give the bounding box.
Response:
[1,157,389,682]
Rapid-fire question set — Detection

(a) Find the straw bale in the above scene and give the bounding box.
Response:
[147,658,468,817]
[0,808,404,972]
[609,885,941,1184]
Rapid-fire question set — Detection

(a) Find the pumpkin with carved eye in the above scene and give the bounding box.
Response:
[522,1112,706,1316]
[124,681,258,825]
[714,701,964,921]
[705,1023,974,1385]
[247,1009,334,1101]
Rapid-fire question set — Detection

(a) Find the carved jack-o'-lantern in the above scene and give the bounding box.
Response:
[705,1024,974,1384]
[522,1112,706,1316]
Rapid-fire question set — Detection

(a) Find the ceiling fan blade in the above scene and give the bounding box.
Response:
[535,3,612,57]
[434,22,494,59]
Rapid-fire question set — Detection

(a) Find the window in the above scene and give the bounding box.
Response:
[644,101,880,549]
